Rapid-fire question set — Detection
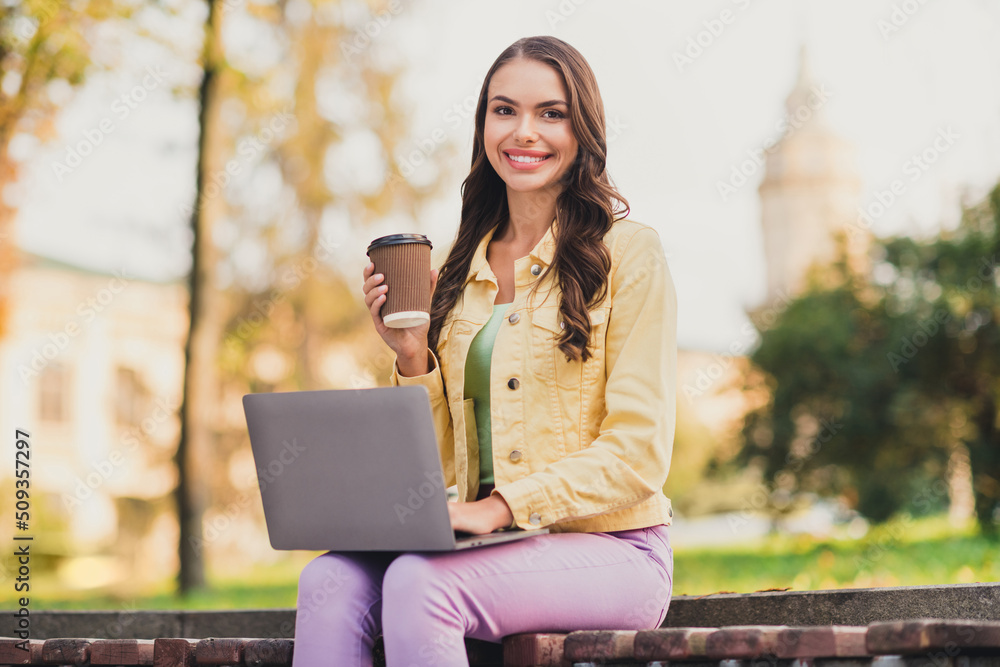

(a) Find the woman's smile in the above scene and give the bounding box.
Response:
[503,148,553,169]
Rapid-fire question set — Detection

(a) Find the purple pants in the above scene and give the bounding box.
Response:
[291,503,673,666]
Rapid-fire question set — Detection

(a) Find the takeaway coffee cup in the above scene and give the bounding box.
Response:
[366,233,433,328]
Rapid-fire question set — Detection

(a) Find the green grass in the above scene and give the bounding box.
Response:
[17,553,316,610]
[14,514,998,610]
[672,514,998,596]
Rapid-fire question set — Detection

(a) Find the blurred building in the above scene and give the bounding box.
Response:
[0,251,186,590]
[674,47,868,516]
[757,46,866,310]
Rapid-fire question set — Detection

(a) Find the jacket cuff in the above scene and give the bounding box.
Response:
[490,480,551,531]
[389,349,445,401]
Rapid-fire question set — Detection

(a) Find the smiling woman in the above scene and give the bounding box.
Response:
[299,35,678,666]
[484,60,578,188]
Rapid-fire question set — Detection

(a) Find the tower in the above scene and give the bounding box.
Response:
[757,46,865,310]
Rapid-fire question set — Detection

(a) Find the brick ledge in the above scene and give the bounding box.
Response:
[18,583,1000,640]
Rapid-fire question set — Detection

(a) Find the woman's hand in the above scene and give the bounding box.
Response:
[447,494,516,535]
[362,262,439,375]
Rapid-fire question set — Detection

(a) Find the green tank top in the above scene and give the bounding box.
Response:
[464,302,510,485]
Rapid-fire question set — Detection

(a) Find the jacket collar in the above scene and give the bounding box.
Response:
[468,214,559,283]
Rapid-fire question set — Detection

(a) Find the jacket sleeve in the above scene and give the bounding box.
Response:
[493,226,676,528]
[389,349,456,489]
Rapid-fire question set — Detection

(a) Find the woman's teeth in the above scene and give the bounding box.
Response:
[507,153,548,163]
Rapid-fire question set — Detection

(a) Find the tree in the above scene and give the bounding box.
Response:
[0,0,133,336]
[879,184,1000,534]
[217,0,453,394]
[176,0,228,593]
[738,183,1000,536]
[177,0,453,589]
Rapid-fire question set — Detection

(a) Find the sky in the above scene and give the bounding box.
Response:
[10,0,1000,352]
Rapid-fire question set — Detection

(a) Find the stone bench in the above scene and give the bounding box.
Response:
[4,619,1000,667]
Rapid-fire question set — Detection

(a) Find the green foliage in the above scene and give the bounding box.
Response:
[740,182,1000,535]
[673,514,995,595]
[20,514,995,607]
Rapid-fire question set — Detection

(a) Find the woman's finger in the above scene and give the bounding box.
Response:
[369,290,387,327]
[364,282,387,309]
[361,262,374,292]
[362,271,384,296]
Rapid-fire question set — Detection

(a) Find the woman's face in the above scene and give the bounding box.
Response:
[483,57,579,197]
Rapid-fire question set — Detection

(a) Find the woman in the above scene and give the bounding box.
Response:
[294,35,676,666]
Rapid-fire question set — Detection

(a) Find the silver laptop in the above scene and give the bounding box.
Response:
[242,385,549,551]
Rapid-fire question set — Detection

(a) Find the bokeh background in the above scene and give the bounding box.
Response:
[1,0,999,607]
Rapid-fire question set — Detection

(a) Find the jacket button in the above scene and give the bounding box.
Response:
[508,312,520,324]
[507,378,519,390]
[509,449,523,462]
[530,264,542,276]
[529,512,541,526]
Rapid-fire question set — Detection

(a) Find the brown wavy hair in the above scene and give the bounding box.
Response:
[428,35,629,363]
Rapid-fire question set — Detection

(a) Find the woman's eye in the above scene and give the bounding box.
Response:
[543,109,565,119]
[493,106,513,115]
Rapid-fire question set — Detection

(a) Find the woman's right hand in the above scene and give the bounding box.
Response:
[362,262,439,376]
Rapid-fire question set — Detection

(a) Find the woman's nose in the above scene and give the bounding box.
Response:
[514,117,539,144]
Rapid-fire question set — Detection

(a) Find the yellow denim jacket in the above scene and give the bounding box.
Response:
[390,218,676,533]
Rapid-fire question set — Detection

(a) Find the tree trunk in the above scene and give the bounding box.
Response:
[0,153,17,339]
[175,0,227,594]
[969,397,1000,538]
[946,442,975,526]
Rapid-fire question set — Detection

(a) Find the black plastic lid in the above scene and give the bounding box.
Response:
[366,233,432,254]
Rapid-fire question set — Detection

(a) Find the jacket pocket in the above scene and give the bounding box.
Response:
[462,397,480,500]
[531,306,608,389]
[527,307,561,387]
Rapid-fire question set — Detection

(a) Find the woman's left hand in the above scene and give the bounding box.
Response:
[448,494,515,534]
